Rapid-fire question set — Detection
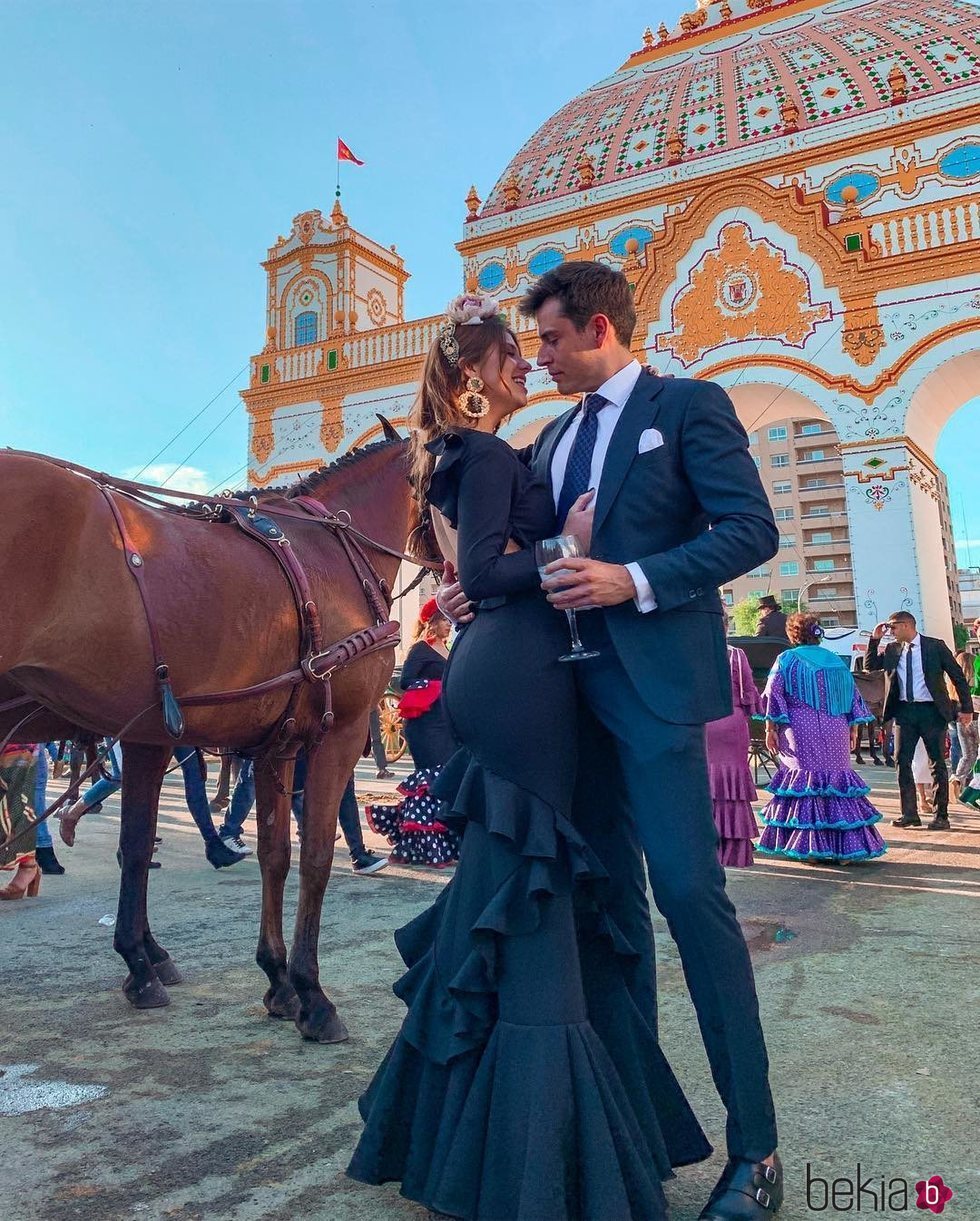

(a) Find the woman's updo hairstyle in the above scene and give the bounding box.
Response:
[406,294,517,561]
[786,612,824,646]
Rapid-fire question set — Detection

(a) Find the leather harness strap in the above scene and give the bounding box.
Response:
[95,484,186,738]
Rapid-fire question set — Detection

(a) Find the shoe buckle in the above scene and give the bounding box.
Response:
[764,1164,778,1184]
[756,1187,772,1208]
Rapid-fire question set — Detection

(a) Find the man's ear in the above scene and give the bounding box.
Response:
[592,313,612,348]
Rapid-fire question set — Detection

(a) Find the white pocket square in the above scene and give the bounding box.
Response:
[637,428,664,454]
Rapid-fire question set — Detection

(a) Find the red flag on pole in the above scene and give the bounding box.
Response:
[337,138,364,166]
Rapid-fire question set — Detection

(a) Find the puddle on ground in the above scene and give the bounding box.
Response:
[0,1064,108,1115]
[743,921,798,953]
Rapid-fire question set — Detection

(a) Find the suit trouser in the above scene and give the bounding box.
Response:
[575,612,777,1160]
[895,702,949,818]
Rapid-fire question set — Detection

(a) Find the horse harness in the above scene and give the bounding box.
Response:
[4,449,432,762]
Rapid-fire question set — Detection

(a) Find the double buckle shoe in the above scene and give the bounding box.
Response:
[699,1153,783,1220]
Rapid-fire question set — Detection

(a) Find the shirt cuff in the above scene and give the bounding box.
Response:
[625,562,657,613]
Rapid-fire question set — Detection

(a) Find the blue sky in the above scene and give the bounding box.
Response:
[1,0,977,559]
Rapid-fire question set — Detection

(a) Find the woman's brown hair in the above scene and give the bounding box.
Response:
[786,612,822,646]
[407,315,518,561]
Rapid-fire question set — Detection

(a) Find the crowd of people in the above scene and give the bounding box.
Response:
[6,262,980,1221]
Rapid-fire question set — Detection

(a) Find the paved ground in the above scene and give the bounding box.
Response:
[2,755,978,1220]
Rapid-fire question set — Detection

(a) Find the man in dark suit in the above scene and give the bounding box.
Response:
[755,594,788,640]
[865,610,972,829]
[522,262,782,1221]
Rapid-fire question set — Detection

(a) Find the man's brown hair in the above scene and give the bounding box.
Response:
[519,260,636,347]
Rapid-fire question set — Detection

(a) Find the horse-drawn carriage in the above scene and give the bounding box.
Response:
[376,670,408,763]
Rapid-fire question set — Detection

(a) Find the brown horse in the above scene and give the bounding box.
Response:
[0,438,412,1041]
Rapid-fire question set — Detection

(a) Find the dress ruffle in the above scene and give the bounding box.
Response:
[348,748,711,1219]
[759,763,887,862]
[365,766,459,869]
[765,765,872,800]
[708,765,759,869]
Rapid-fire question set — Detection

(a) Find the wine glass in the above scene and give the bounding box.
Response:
[535,535,600,663]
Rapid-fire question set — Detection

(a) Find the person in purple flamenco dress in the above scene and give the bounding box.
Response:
[758,612,887,864]
[705,620,762,867]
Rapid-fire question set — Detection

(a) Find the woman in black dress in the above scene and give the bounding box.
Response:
[366,600,460,867]
[347,295,709,1219]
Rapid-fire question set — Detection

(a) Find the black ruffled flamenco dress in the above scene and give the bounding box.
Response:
[347,429,710,1219]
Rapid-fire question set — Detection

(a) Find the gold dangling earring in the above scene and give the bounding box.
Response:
[458,375,490,419]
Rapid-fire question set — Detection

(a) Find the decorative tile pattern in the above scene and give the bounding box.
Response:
[921,36,980,83]
[480,0,980,216]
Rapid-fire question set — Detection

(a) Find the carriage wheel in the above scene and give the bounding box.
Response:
[378,694,408,762]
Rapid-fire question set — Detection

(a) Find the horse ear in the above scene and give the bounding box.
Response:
[376,414,402,442]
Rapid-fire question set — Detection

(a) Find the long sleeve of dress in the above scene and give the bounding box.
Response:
[760,666,790,724]
[454,442,541,601]
[732,647,762,716]
[848,684,875,725]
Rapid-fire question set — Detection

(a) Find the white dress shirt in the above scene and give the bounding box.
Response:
[897,634,931,702]
[548,359,657,613]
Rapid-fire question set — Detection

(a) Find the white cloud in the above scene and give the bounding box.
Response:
[122,464,213,496]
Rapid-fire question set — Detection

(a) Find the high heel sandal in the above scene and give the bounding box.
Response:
[0,856,41,900]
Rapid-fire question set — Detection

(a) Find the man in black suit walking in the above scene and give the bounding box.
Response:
[522,262,782,1221]
[865,610,972,829]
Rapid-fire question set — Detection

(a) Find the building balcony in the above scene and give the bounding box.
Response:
[799,510,849,522]
[795,453,842,468]
[797,482,845,499]
[803,541,851,558]
[793,429,837,443]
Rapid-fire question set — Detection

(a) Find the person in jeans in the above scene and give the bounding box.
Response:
[212,752,255,857]
[172,746,248,868]
[292,750,387,875]
[34,743,65,875]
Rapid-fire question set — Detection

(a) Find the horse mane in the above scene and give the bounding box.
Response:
[286,439,397,499]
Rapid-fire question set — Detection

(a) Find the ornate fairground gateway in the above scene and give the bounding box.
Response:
[243,0,980,640]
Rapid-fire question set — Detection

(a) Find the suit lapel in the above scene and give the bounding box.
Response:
[593,374,667,536]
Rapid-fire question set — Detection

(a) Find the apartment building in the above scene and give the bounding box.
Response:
[723,417,856,628]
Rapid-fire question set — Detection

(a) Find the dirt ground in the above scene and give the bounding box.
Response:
[2,758,978,1220]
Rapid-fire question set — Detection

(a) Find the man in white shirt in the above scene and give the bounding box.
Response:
[867,610,972,829]
[523,261,782,1221]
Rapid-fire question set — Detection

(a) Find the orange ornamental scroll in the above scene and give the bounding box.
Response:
[656,221,832,367]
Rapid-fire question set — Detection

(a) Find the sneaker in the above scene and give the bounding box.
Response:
[352,851,389,876]
[220,833,252,857]
[206,837,248,870]
[376,768,395,780]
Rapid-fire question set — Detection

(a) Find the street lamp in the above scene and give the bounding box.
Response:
[797,575,832,612]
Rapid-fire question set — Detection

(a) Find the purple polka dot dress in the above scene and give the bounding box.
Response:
[758,646,887,864]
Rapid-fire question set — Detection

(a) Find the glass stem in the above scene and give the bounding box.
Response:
[565,609,585,653]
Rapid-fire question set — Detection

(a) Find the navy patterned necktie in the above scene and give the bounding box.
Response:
[556,393,606,528]
[905,643,914,701]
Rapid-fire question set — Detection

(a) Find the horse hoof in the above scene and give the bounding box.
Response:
[153,957,183,986]
[297,1007,349,1044]
[122,974,170,1009]
[263,985,301,1021]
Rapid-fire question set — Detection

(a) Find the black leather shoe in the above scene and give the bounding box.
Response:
[35,846,66,875]
[926,816,951,830]
[891,816,922,827]
[699,1153,783,1219]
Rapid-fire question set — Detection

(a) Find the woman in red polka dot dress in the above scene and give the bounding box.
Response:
[366,600,460,868]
